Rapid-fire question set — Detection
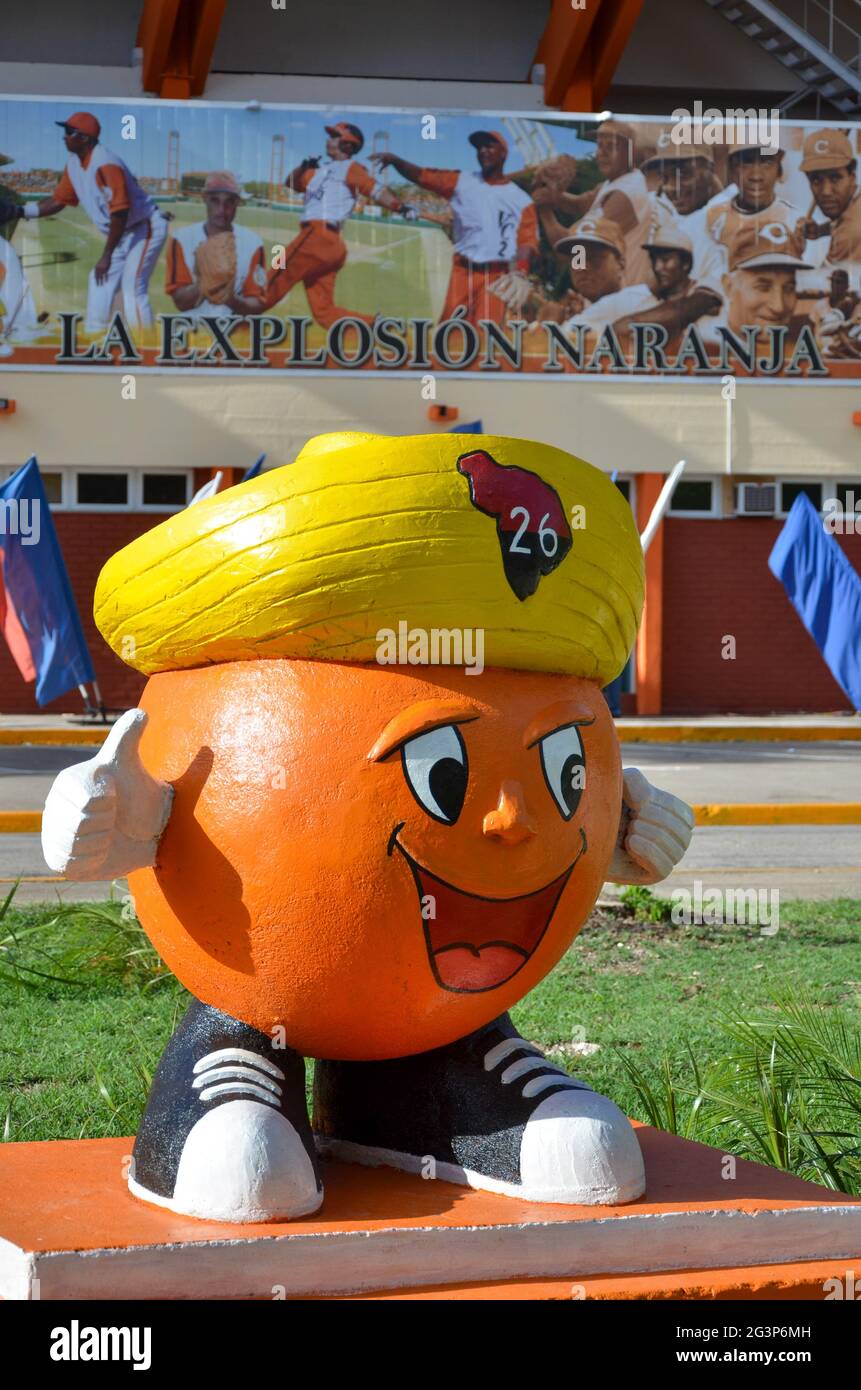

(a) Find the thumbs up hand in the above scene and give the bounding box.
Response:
[607,767,694,886]
[41,709,173,881]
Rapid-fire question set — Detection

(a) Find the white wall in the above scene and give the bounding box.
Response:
[0,370,857,479]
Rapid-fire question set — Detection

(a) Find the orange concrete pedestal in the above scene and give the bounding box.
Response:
[1,1124,859,1300]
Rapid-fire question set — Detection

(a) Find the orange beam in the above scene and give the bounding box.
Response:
[635,474,664,716]
[538,0,644,112]
[137,0,227,99]
[539,0,603,108]
[591,0,644,110]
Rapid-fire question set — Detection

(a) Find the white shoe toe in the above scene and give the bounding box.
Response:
[158,1099,322,1222]
[518,1088,646,1205]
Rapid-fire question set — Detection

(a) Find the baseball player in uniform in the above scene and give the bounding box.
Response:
[552,214,717,345]
[371,129,538,325]
[702,222,812,350]
[641,142,732,293]
[165,171,266,319]
[264,121,404,326]
[14,111,168,332]
[796,129,861,266]
[533,121,652,289]
[706,142,797,279]
[0,234,39,348]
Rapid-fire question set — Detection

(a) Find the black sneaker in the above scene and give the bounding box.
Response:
[130,998,322,1222]
[314,1015,644,1205]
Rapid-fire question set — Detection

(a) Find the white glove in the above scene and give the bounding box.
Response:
[607,767,694,885]
[489,270,532,311]
[41,708,173,881]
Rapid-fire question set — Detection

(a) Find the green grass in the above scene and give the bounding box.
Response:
[2,891,860,1192]
[18,202,448,337]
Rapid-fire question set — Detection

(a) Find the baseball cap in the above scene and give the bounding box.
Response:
[645,218,694,256]
[203,170,243,197]
[800,128,855,172]
[555,215,626,261]
[325,122,364,152]
[55,111,101,139]
[728,140,783,159]
[469,130,509,157]
[641,141,714,169]
[596,119,637,145]
[728,222,810,272]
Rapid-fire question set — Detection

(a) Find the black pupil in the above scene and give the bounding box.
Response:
[561,753,585,816]
[430,757,467,822]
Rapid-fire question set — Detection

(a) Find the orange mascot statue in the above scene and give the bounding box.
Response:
[42,432,693,1222]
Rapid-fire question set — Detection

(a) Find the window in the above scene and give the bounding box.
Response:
[76,472,129,507]
[40,471,63,505]
[142,472,188,508]
[835,482,861,515]
[780,481,822,514]
[669,479,715,515]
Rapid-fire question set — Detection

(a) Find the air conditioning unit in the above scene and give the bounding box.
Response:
[735,483,777,516]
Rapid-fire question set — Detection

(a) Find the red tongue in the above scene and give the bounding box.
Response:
[417,865,571,993]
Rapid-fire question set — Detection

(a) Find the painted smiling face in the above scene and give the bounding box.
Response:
[129,657,621,1060]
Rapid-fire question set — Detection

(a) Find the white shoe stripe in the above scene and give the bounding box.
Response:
[197,1081,282,1107]
[483,1037,543,1071]
[193,1048,285,1080]
[500,1054,561,1084]
[192,1066,282,1097]
[521,1074,591,1099]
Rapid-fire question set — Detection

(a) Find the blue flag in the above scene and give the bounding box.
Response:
[768,493,861,710]
[0,458,95,705]
[449,421,483,434]
[243,454,266,481]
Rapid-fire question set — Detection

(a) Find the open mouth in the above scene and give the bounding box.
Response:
[388,826,587,994]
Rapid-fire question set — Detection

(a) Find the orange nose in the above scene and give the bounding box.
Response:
[482,780,538,845]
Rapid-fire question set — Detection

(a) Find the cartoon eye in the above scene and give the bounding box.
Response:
[401,725,468,825]
[539,725,586,821]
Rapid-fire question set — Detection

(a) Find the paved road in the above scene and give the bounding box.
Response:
[2,743,859,902]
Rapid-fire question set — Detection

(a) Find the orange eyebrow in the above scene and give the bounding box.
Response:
[523,701,596,749]
[368,699,481,763]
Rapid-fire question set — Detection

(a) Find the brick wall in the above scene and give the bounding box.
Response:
[0,512,162,716]
[662,518,861,714]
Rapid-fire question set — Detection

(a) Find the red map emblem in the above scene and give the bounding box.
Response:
[457,449,573,601]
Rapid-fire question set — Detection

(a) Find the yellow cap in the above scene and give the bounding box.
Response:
[94,433,644,683]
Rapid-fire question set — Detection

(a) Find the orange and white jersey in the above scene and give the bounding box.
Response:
[165,222,266,317]
[592,168,652,287]
[298,160,380,225]
[54,143,157,235]
[0,238,38,336]
[706,196,798,262]
[418,168,537,263]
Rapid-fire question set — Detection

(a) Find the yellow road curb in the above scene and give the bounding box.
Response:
[2,805,860,833]
[693,803,861,826]
[0,729,108,746]
[617,723,861,743]
[0,812,42,832]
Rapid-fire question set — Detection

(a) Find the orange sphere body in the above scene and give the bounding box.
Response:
[130,659,621,1060]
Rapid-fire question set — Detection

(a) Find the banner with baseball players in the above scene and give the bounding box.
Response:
[4,97,861,381]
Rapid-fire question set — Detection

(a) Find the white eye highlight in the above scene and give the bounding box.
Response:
[539,725,586,821]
